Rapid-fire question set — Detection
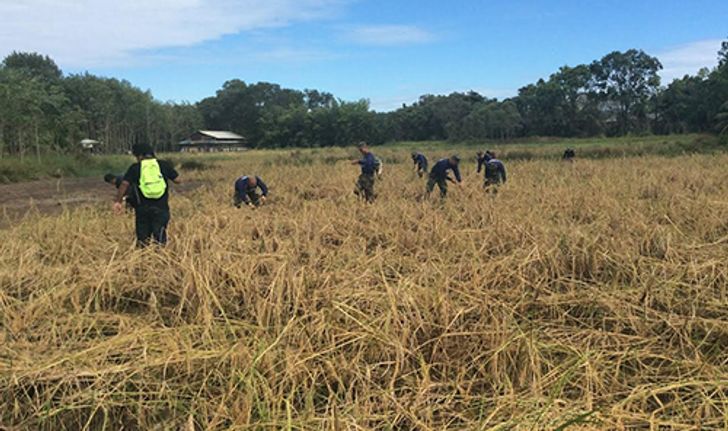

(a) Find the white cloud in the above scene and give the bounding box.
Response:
[346,25,434,46]
[658,39,723,83]
[0,0,344,67]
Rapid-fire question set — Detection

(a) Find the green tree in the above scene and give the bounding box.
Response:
[591,49,662,135]
[2,52,62,84]
[716,102,728,135]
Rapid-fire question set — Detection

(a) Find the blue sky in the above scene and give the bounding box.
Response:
[1,0,726,111]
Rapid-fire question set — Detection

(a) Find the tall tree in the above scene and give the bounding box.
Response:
[2,52,62,84]
[591,49,662,135]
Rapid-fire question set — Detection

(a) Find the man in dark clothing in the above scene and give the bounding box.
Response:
[476,151,490,173]
[104,173,124,188]
[481,151,507,194]
[234,175,268,208]
[113,143,180,247]
[411,152,428,178]
[352,142,378,203]
[563,148,575,162]
[105,173,137,209]
[426,155,462,199]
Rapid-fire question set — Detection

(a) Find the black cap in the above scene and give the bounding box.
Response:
[103,173,115,183]
[451,155,461,163]
[132,143,154,157]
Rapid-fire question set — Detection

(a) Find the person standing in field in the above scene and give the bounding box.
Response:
[113,143,180,247]
[233,175,268,208]
[479,151,507,194]
[411,151,428,178]
[426,155,462,199]
[352,142,379,203]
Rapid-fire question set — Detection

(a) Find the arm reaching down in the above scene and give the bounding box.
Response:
[453,164,462,183]
[113,180,131,214]
[257,177,268,203]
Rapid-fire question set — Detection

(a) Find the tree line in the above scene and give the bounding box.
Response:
[1,40,727,156]
[0,52,201,158]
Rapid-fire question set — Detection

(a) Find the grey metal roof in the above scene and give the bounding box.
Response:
[198,130,244,140]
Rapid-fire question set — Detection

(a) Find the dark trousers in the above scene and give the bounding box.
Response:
[135,206,170,247]
[355,173,376,203]
[483,176,502,194]
[426,176,448,198]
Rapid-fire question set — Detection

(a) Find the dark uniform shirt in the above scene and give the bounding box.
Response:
[123,159,178,210]
[485,159,507,183]
[430,159,462,182]
[477,154,492,173]
[358,152,377,175]
[413,153,428,170]
[234,176,268,203]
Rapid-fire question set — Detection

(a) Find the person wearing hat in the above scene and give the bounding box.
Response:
[411,151,428,178]
[233,175,268,208]
[351,142,379,203]
[481,151,507,194]
[426,155,462,199]
[113,143,180,247]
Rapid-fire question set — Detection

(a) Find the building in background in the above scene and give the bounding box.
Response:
[80,139,100,153]
[178,130,247,152]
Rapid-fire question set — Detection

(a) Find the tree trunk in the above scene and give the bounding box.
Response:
[34,120,40,162]
[19,129,24,161]
[0,120,4,160]
[104,119,111,153]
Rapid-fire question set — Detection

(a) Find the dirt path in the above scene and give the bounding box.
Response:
[0,177,202,227]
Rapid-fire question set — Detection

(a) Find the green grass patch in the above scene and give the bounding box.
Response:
[389,134,725,160]
[0,154,130,184]
[0,135,724,183]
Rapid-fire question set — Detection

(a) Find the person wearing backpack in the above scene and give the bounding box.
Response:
[351,142,378,203]
[113,143,180,246]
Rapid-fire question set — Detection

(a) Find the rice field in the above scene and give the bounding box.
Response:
[1,146,727,430]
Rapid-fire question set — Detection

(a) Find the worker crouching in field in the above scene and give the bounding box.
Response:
[479,151,507,194]
[233,175,268,208]
[113,143,180,247]
[352,142,380,203]
[105,172,137,209]
[426,155,462,199]
[411,151,428,178]
[563,148,576,162]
